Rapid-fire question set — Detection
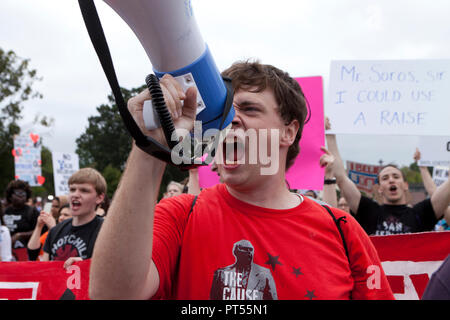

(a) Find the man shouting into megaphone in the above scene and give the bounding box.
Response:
[89,61,394,300]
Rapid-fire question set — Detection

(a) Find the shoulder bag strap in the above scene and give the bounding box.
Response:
[322,205,350,264]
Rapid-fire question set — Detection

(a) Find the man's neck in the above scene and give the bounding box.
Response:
[226,175,300,210]
[72,211,97,227]
[382,198,407,206]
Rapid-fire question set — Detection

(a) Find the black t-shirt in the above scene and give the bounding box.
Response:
[2,205,39,235]
[355,196,437,235]
[43,215,103,261]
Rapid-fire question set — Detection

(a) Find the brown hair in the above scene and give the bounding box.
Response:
[68,168,107,195]
[221,60,308,169]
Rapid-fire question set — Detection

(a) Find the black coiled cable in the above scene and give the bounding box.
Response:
[145,74,179,149]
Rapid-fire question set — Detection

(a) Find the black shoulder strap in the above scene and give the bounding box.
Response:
[322,205,350,264]
[188,196,198,218]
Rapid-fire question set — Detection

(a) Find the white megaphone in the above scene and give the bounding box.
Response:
[103,0,235,135]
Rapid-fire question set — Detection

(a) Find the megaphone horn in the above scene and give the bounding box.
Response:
[104,0,235,134]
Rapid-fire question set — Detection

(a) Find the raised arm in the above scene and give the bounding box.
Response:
[413,148,437,195]
[320,146,338,208]
[413,148,450,221]
[27,211,56,260]
[325,117,361,214]
[27,215,46,251]
[89,75,198,299]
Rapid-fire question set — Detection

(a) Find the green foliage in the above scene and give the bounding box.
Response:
[401,163,422,185]
[101,164,121,199]
[0,48,43,194]
[75,87,144,171]
[31,145,55,198]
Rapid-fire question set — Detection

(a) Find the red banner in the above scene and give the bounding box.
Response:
[370,231,450,299]
[1,232,449,300]
[0,260,90,300]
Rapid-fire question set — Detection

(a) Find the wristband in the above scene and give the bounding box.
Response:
[324,178,337,185]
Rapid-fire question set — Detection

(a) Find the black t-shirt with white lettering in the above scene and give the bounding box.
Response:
[43,215,103,261]
[355,196,437,235]
[2,205,39,235]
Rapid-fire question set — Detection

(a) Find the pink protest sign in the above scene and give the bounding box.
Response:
[198,76,325,190]
[286,76,325,190]
[198,162,220,188]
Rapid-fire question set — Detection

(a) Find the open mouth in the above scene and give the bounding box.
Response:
[223,138,245,165]
[389,185,398,192]
[71,200,81,210]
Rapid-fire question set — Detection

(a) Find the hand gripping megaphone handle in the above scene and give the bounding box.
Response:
[143,72,204,132]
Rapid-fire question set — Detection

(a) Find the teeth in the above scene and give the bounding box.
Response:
[224,141,244,162]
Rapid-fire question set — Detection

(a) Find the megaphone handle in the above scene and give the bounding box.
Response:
[145,74,179,150]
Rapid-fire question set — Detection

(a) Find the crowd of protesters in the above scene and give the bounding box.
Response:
[0,91,448,300]
[0,140,448,298]
[0,168,109,265]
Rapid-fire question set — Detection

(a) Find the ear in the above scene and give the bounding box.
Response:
[96,193,105,205]
[280,120,299,147]
[403,181,409,191]
[377,185,384,195]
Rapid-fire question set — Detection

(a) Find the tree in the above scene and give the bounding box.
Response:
[401,162,423,185]
[101,164,121,199]
[76,87,142,171]
[75,85,189,200]
[0,48,43,194]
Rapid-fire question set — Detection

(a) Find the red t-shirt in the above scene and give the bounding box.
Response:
[152,184,394,300]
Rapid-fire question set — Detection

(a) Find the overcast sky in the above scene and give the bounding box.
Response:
[2,0,450,167]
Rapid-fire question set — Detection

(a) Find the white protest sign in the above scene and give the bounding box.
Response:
[13,133,43,187]
[327,60,450,135]
[417,136,450,167]
[432,166,449,188]
[52,152,79,196]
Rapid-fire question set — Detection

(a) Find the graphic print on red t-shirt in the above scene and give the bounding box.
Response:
[209,240,278,300]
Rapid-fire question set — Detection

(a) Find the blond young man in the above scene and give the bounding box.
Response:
[41,168,106,268]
